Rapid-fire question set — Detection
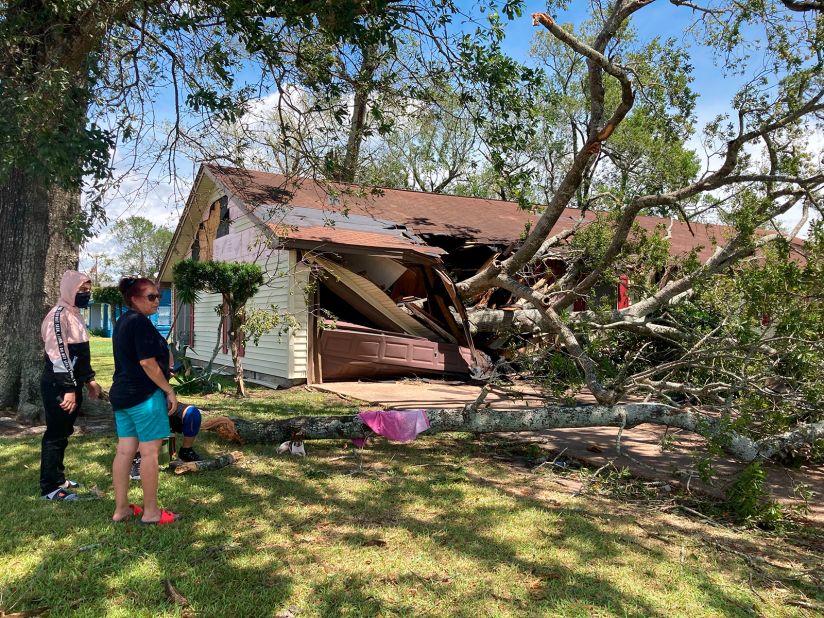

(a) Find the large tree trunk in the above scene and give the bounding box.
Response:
[0,1,103,422]
[0,169,80,421]
[204,404,824,463]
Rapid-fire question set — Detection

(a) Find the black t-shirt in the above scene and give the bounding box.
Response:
[109,310,170,410]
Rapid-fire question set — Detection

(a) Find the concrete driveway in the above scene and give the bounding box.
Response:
[313,379,824,525]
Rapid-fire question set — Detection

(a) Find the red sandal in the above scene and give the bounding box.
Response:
[139,509,180,525]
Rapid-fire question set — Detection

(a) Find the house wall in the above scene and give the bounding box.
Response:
[181,188,310,386]
[85,304,106,332]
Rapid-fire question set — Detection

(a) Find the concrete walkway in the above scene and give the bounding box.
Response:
[313,380,824,525]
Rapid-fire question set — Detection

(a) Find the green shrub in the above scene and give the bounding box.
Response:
[724,461,785,530]
[172,367,224,395]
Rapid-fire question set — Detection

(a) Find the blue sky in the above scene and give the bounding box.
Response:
[469,1,764,123]
[82,1,818,270]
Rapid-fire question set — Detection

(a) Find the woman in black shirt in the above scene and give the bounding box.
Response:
[109,277,179,525]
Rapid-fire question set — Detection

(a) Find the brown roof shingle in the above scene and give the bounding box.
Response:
[206,165,799,263]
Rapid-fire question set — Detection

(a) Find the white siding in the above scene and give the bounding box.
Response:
[188,292,227,367]
[240,254,293,378]
[184,201,309,382]
[288,256,310,379]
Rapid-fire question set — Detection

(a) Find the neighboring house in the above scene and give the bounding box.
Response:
[158,164,800,387]
[85,300,114,336]
[84,288,173,338]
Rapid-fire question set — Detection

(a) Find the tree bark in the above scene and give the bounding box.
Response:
[0,1,103,421]
[229,311,247,397]
[466,307,545,334]
[0,168,80,420]
[205,405,824,463]
[337,42,379,183]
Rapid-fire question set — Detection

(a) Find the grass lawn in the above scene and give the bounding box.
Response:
[0,338,821,617]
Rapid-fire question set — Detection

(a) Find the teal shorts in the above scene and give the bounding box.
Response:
[114,389,171,443]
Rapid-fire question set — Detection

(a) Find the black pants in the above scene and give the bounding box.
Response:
[39,380,82,495]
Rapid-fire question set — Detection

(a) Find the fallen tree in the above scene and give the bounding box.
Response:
[203,404,824,464]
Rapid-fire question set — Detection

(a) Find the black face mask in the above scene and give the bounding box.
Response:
[74,292,91,309]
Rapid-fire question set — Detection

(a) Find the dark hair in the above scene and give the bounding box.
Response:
[118,277,154,307]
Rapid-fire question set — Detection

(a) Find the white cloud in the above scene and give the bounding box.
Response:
[80,162,191,275]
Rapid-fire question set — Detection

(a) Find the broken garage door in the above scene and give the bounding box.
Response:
[320,322,477,380]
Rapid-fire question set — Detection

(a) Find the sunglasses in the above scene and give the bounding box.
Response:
[144,293,161,302]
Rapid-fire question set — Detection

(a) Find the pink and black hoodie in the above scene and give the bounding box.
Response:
[41,271,96,392]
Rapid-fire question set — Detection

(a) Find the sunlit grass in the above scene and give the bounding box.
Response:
[3,433,822,617]
[1,338,818,616]
[89,336,357,420]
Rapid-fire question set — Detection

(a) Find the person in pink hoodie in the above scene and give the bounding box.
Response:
[40,270,102,500]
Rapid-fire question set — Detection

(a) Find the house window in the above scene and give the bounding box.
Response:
[216,196,230,238]
[191,238,200,261]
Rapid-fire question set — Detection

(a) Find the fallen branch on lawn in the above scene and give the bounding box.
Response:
[168,451,244,474]
[202,404,824,463]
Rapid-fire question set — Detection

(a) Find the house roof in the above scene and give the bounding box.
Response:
[204,164,804,264]
[270,224,446,257]
[209,164,537,245]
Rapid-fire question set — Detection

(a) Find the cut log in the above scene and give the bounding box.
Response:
[169,451,244,474]
[202,406,824,463]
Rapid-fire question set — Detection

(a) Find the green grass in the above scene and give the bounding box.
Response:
[1,339,821,617]
[89,336,115,391]
[89,337,357,421]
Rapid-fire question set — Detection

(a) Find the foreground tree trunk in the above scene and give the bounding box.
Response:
[0,169,80,420]
[0,1,105,421]
[229,312,247,397]
[203,404,824,463]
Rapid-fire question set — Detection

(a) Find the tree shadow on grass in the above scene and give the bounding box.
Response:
[0,434,786,617]
[182,441,765,617]
[183,389,360,423]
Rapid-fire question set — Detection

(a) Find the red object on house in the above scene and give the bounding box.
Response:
[221,302,229,354]
[761,313,771,327]
[617,274,630,310]
[573,297,588,312]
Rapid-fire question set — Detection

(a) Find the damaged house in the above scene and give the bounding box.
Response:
[158,164,747,387]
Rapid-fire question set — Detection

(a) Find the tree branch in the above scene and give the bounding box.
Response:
[207,406,824,463]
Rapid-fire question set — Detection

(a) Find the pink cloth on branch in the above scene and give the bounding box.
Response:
[356,410,431,443]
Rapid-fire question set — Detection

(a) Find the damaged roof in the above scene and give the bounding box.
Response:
[271,224,445,257]
[205,164,802,263]
[208,164,539,245]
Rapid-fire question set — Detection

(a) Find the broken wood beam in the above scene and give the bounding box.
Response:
[404,302,457,343]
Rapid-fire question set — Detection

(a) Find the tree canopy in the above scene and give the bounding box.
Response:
[111,216,173,279]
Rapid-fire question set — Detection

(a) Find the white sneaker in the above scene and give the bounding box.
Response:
[129,458,141,481]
